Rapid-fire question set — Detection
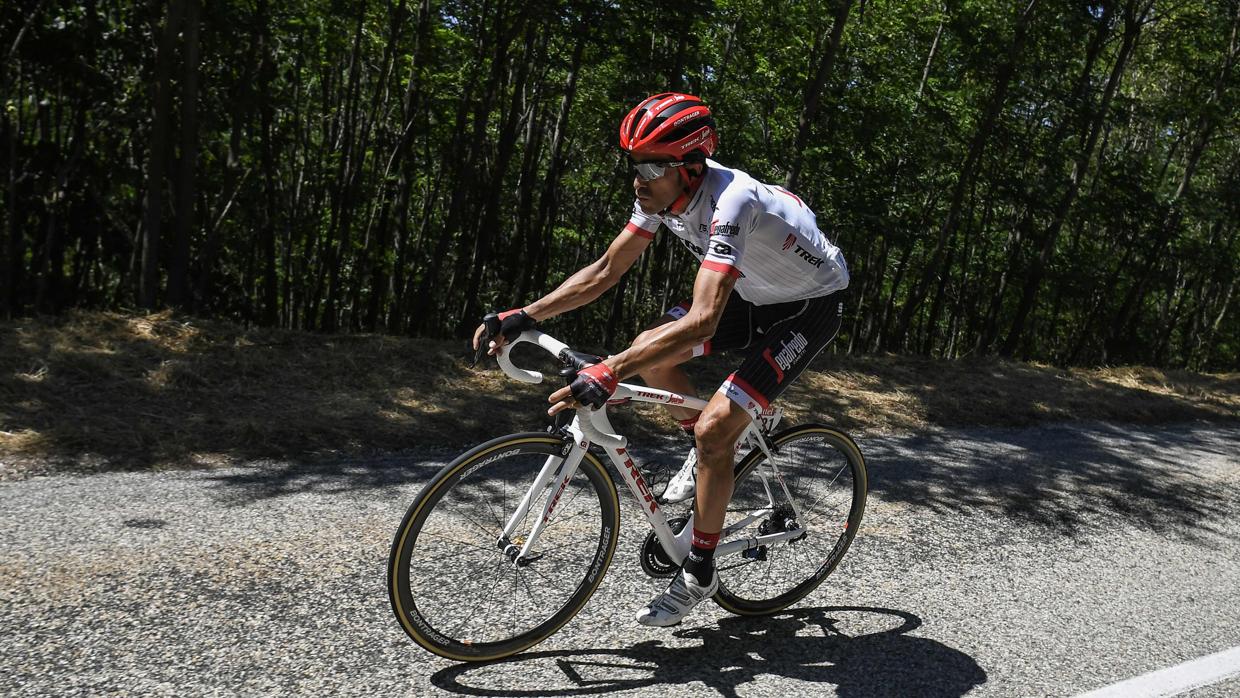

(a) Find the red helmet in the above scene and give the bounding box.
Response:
[619,92,717,161]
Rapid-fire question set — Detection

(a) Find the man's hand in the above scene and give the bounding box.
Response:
[549,363,618,416]
[472,308,536,357]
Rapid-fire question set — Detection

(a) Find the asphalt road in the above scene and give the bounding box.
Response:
[2,421,1238,697]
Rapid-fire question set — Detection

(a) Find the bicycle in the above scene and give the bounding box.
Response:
[388,329,868,662]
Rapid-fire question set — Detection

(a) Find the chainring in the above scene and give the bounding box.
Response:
[639,516,689,579]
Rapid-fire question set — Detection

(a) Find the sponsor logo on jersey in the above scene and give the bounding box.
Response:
[793,245,825,268]
[711,242,733,256]
[783,234,796,251]
[712,222,739,237]
[680,239,705,257]
[761,331,809,383]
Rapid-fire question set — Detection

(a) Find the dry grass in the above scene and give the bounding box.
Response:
[1,310,1236,477]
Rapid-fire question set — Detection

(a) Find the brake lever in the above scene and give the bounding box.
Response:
[469,340,488,368]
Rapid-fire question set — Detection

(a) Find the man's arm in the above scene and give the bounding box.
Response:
[548,265,736,414]
[524,230,650,321]
[473,228,651,352]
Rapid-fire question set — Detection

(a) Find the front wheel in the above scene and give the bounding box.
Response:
[714,424,868,615]
[388,433,620,662]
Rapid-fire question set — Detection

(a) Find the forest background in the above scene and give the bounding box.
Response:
[3,0,1240,370]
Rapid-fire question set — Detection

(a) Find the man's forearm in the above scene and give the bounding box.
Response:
[607,317,709,380]
[524,260,615,321]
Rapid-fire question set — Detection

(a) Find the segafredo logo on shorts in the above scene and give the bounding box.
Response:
[782,234,796,251]
[762,331,809,383]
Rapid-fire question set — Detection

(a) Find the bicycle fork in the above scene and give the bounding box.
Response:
[498,426,590,565]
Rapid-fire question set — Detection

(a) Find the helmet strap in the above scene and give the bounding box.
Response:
[668,163,706,215]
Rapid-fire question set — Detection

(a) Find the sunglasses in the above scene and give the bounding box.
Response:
[629,158,686,181]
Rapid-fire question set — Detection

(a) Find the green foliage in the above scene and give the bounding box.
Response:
[1,0,1237,369]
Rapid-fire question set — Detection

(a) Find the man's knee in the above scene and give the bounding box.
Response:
[693,400,747,466]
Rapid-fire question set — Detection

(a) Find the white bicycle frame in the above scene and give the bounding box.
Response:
[493,329,805,567]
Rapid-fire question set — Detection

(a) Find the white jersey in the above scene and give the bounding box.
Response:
[624,159,849,305]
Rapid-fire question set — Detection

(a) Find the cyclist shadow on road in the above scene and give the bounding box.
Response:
[429,606,985,697]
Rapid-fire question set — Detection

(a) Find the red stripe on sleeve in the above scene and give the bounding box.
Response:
[623,222,656,239]
[701,260,741,278]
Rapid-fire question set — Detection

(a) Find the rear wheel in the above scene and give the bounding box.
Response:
[713,424,867,615]
[388,433,620,661]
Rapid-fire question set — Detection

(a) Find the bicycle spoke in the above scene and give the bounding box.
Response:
[711,429,864,612]
[514,567,546,615]
[416,531,496,553]
[390,435,620,658]
[448,559,506,638]
[452,506,504,542]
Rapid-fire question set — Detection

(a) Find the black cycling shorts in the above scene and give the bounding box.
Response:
[662,290,845,420]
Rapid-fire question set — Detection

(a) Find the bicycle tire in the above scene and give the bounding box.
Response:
[713,423,867,615]
[388,433,620,662]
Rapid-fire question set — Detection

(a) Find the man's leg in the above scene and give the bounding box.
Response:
[637,294,753,427]
[635,325,703,503]
[690,393,751,537]
[634,321,700,424]
[636,292,845,627]
[634,392,749,627]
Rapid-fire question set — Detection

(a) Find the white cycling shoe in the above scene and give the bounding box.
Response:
[635,569,719,627]
[662,448,698,503]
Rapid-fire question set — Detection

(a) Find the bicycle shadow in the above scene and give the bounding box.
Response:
[428,606,986,697]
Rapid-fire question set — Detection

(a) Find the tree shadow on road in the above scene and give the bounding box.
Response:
[202,422,1236,545]
[427,606,985,698]
[864,422,1238,543]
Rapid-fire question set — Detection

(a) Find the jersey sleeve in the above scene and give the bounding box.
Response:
[624,201,661,239]
[701,189,756,279]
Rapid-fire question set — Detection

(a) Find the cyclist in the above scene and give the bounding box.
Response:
[473,92,849,626]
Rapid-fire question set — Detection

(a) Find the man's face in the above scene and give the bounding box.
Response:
[632,156,685,214]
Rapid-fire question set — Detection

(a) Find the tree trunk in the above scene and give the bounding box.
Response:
[384,0,433,332]
[139,0,186,309]
[166,0,201,309]
[1106,3,1239,357]
[999,0,1146,357]
[526,28,586,302]
[890,0,1039,350]
[458,14,538,334]
[256,0,279,325]
[784,0,853,192]
[321,3,369,331]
